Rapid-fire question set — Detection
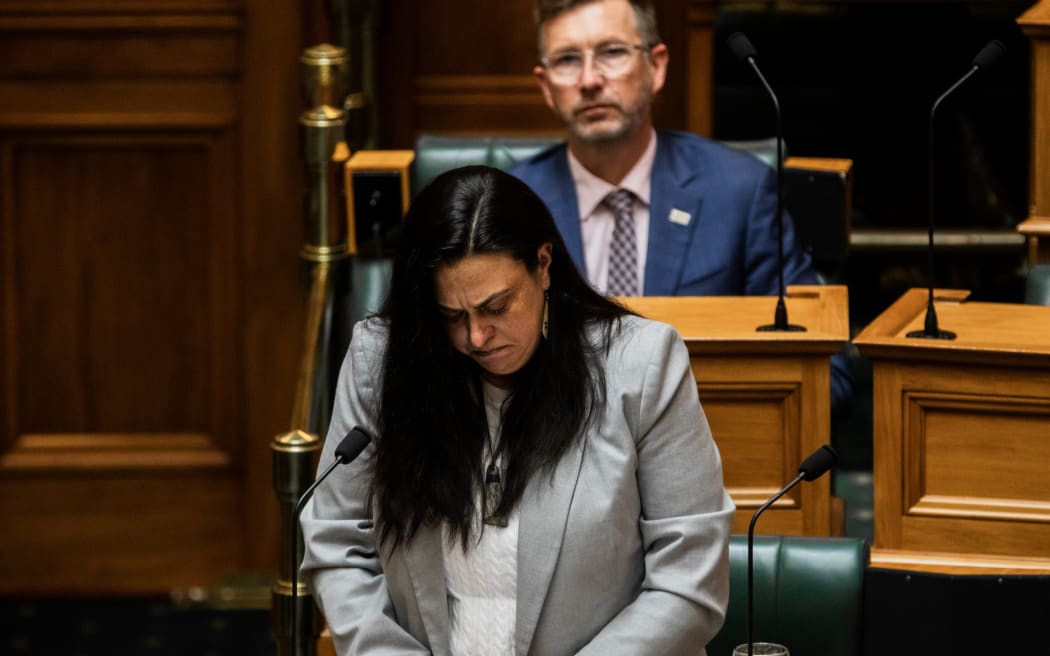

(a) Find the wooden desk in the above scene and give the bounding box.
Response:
[854,288,1050,574]
[624,285,848,536]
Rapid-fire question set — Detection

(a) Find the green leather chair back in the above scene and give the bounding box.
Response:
[1024,263,1050,306]
[707,535,869,656]
[409,133,782,199]
[410,133,561,198]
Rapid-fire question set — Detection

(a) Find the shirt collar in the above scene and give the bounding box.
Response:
[567,128,657,222]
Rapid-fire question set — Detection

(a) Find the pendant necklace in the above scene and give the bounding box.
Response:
[481,382,509,527]
[483,459,507,527]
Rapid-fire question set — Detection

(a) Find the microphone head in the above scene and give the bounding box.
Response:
[727,32,758,62]
[335,426,372,463]
[972,39,1006,71]
[798,444,838,482]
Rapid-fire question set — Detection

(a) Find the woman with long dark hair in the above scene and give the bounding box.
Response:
[301,165,733,655]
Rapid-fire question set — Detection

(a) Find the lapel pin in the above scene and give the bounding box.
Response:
[668,208,691,226]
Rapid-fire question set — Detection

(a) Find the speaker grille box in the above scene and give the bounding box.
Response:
[344,150,414,256]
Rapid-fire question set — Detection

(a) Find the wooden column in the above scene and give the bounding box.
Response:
[686,1,717,137]
[1018,1,1050,264]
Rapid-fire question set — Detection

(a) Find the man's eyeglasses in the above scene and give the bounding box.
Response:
[541,43,650,84]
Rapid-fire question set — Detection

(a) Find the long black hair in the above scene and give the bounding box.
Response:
[372,165,630,547]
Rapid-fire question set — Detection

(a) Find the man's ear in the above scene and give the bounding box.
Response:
[649,43,669,95]
[534,65,557,111]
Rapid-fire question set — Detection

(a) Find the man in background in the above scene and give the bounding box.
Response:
[511,0,853,415]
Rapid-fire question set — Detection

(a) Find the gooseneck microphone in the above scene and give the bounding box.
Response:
[728,32,805,334]
[908,39,1006,340]
[290,426,372,655]
[745,444,838,656]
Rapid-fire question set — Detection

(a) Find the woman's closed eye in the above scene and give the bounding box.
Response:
[440,308,465,324]
[481,304,508,316]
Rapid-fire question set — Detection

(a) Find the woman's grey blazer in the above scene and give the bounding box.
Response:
[300,314,735,655]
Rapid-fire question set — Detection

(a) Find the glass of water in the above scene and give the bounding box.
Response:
[732,643,789,656]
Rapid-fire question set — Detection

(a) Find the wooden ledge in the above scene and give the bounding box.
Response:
[871,548,1050,576]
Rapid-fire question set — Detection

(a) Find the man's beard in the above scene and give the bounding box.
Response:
[564,89,652,145]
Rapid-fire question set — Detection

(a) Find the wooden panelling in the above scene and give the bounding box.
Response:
[906,395,1050,518]
[7,137,234,442]
[0,0,306,593]
[414,1,537,76]
[0,16,239,78]
[703,383,804,535]
[0,472,240,594]
[414,75,560,136]
[885,363,1050,560]
[235,0,307,572]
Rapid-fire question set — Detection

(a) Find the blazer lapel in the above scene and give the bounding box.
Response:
[645,132,706,296]
[403,525,452,656]
[515,438,587,656]
[542,153,588,275]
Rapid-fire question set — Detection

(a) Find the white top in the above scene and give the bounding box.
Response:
[567,128,657,295]
[443,382,518,656]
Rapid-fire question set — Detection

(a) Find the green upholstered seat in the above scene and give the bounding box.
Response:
[410,134,560,197]
[349,257,394,324]
[718,136,781,169]
[706,535,869,656]
[1024,263,1050,306]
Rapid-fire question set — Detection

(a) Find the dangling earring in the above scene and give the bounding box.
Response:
[542,289,550,339]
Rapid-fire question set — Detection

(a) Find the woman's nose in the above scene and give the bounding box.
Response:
[468,317,492,348]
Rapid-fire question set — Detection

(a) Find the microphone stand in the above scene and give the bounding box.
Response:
[729,33,805,333]
[290,427,371,656]
[908,39,1005,339]
[290,454,346,656]
[744,444,838,656]
[907,73,973,340]
[745,472,805,656]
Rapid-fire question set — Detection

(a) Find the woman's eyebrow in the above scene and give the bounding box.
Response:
[437,287,513,313]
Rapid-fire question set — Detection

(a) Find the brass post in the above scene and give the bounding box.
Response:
[272,43,353,656]
[271,430,322,656]
[300,44,350,263]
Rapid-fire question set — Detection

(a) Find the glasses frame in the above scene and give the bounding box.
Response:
[540,42,652,84]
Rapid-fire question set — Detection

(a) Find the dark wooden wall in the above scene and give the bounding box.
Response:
[0,0,308,594]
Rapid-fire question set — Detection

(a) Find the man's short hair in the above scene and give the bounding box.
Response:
[534,0,662,56]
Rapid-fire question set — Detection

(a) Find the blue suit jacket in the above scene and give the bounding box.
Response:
[510,130,853,414]
[510,130,816,296]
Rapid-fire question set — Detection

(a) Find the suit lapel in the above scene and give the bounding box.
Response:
[542,152,588,275]
[645,132,706,296]
[402,525,451,656]
[515,437,587,656]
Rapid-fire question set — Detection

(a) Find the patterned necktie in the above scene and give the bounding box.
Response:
[604,189,638,296]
